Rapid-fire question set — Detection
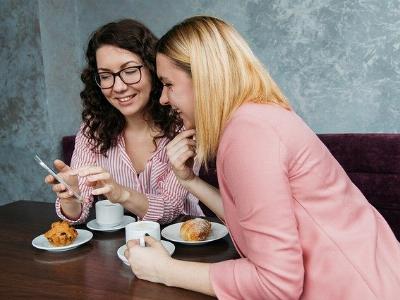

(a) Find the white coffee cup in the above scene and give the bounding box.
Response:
[95,200,124,227]
[125,221,161,247]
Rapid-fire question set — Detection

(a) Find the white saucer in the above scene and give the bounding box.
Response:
[161,222,228,245]
[32,229,93,252]
[86,215,136,232]
[117,240,175,266]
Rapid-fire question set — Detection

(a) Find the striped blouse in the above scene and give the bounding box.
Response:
[55,126,204,224]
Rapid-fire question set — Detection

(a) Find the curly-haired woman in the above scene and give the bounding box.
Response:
[44,19,203,224]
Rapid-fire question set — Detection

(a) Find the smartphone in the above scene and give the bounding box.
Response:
[34,155,83,203]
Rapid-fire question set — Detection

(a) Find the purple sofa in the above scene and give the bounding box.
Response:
[62,134,400,241]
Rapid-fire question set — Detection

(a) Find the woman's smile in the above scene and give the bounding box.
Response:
[114,94,137,105]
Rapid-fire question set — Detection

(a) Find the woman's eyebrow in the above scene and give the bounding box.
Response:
[158,75,170,82]
[98,60,141,71]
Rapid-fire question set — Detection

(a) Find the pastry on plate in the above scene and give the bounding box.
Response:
[44,220,78,246]
[180,218,211,241]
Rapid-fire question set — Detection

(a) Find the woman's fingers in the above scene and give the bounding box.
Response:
[175,139,196,154]
[124,240,141,258]
[53,159,70,172]
[45,174,56,184]
[52,165,116,198]
[52,183,67,193]
[91,185,112,195]
[51,182,74,199]
[57,190,74,199]
[70,166,116,197]
[45,169,72,185]
[169,145,196,162]
[167,129,196,150]
[71,166,105,177]
[167,134,196,152]
[127,239,140,248]
[169,141,196,166]
[85,180,97,187]
[167,138,196,159]
[176,150,196,166]
[166,131,197,173]
[52,183,74,197]
[86,172,111,183]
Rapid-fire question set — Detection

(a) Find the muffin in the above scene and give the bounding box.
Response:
[44,221,78,246]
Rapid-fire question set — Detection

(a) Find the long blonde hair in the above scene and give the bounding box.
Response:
[157,16,290,167]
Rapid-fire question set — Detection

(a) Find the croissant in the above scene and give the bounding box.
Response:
[180,218,211,241]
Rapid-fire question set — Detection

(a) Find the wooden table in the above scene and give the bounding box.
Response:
[0,201,239,300]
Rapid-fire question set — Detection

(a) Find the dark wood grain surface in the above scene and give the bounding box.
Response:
[0,201,239,300]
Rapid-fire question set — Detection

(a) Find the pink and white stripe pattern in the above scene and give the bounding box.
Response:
[55,127,204,224]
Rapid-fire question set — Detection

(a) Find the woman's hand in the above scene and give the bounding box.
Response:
[125,236,215,295]
[167,130,225,220]
[124,236,172,284]
[71,166,125,203]
[44,159,80,201]
[166,129,197,183]
[44,159,83,219]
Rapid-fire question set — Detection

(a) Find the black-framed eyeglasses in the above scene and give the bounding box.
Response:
[94,65,144,89]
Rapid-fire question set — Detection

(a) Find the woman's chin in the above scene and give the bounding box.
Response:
[183,122,195,130]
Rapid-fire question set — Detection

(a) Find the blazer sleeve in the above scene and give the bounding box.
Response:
[55,127,96,224]
[210,116,304,299]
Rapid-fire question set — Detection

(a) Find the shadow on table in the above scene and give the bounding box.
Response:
[33,242,93,264]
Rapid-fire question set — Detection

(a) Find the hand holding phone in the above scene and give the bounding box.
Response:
[34,155,83,203]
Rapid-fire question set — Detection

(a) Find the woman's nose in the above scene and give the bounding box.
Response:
[113,75,128,92]
[159,87,169,105]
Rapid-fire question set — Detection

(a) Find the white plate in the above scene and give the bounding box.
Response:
[86,215,136,232]
[32,229,93,252]
[161,222,228,245]
[117,240,175,266]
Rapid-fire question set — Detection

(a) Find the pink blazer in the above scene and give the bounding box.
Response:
[210,104,400,299]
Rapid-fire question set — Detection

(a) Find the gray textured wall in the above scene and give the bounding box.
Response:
[1,0,82,205]
[1,0,51,205]
[1,0,399,205]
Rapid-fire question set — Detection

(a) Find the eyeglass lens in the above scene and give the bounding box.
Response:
[95,66,142,89]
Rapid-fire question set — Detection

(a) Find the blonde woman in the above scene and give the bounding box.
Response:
[125,16,400,299]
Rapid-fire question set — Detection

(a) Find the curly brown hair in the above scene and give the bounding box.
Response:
[80,19,181,155]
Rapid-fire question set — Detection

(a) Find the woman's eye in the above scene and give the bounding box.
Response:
[124,69,138,75]
[99,74,112,80]
[163,83,172,87]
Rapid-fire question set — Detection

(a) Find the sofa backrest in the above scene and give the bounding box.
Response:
[62,134,400,240]
[62,135,76,166]
[318,134,400,240]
